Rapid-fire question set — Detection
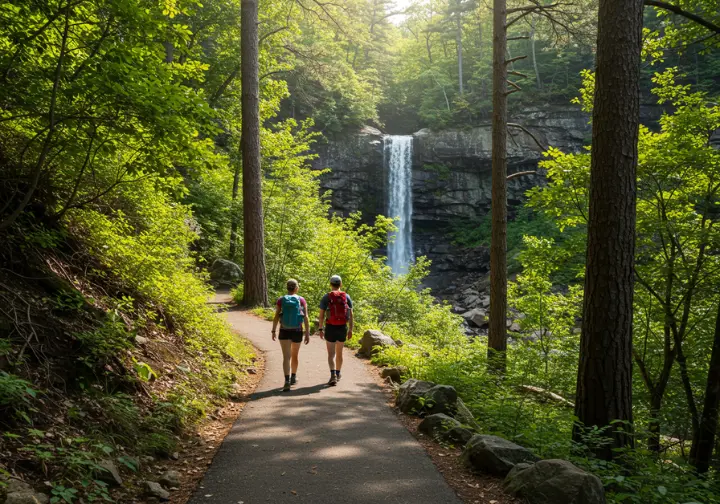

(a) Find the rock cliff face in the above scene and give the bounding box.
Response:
[311,105,591,294]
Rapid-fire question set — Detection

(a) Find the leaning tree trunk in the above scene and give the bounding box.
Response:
[241,0,268,307]
[689,299,720,473]
[572,0,642,459]
[487,0,507,373]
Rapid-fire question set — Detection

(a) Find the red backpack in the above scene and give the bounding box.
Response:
[327,291,349,325]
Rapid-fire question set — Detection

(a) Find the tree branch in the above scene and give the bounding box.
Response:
[507,170,538,180]
[507,122,547,150]
[644,0,720,35]
[505,55,528,65]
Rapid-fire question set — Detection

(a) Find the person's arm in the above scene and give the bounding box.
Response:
[317,308,326,339]
[347,295,354,339]
[271,303,281,341]
[303,300,310,344]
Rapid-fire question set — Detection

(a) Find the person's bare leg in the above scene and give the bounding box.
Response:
[326,341,336,370]
[280,340,292,376]
[335,341,345,372]
[290,342,301,375]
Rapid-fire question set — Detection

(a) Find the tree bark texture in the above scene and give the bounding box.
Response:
[487,0,507,372]
[573,0,642,459]
[689,299,720,473]
[241,0,269,307]
[229,160,241,260]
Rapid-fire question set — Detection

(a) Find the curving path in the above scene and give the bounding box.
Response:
[189,291,461,504]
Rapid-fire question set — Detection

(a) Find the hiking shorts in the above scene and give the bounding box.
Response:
[279,328,304,343]
[324,324,347,343]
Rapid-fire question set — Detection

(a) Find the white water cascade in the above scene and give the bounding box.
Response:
[385,135,414,274]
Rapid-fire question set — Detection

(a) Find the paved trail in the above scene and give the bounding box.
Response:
[190,292,461,504]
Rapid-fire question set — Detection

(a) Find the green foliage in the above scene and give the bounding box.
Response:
[450,207,583,280]
[69,177,252,366]
[0,372,38,422]
[75,313,133,362]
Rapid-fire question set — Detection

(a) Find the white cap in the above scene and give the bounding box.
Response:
[330,275,342,285]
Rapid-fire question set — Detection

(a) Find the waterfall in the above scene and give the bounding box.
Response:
[385,135,414,274]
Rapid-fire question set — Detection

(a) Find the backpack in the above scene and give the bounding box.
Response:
[280,295,304,329]
[327,291,349,325]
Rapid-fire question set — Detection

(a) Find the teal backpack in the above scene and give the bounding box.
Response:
[281,295,304,329]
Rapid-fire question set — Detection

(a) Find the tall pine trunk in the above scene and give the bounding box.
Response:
[689,299,720,473]
[228,161,241,260]
[573,0,642,459]
[241,0,268,307]
[456,1,464,94]
[488,0,507,372]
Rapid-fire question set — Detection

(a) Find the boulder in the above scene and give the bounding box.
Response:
[425,385,458,415]
[509,322,522,332]
[135,335,149,345]
[5,493,50,504]
[359,330,396,356]
[462,308,488,328]
[462,435,539,476]
[381,366,408,384]
[396,380,458,416]
[209,259,243,286]
[444,426,475,446]
[5,480,32,494]
[504,459,605,504]
[159,470,181,489]
[396,379,436,414]
[480,296,490,308]
[144,481,170,500]
[455,398,481,431]
[97,459,123,486]
[418,413,462,439]
[464,295,481,307]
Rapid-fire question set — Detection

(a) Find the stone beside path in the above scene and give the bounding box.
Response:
[189,291,461,504]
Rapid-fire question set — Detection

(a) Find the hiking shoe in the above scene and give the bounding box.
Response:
[290,375,297,385]
[283,381,291,391]
[335,373,341,382]
[328,375,338,386]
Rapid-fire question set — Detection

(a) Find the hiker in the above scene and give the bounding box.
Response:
[271,279,310,391]
[317,275,354,386]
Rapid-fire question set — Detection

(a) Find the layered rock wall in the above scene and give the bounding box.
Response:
[310,106,592,292]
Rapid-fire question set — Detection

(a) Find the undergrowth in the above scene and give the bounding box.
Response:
[0,208,254,502]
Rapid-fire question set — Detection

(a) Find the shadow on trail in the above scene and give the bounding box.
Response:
[252,383,327,399]
[190,382,455,503]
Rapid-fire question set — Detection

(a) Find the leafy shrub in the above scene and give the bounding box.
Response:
[75,313,133,362]
[0,371,37,409]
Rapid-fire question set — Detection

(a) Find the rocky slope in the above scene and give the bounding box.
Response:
[311,105,591,296]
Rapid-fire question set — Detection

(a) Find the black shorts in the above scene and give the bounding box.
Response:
[324,324,347,343]
[279,328,303,343]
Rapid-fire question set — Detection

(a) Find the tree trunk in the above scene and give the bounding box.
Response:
[572,0,642,459]
[690,299,720,473]
[530,17,541,90]
[456,1,464,95]
[241,0,269,307]
[487,0,507,372]
[228,160,241,260]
